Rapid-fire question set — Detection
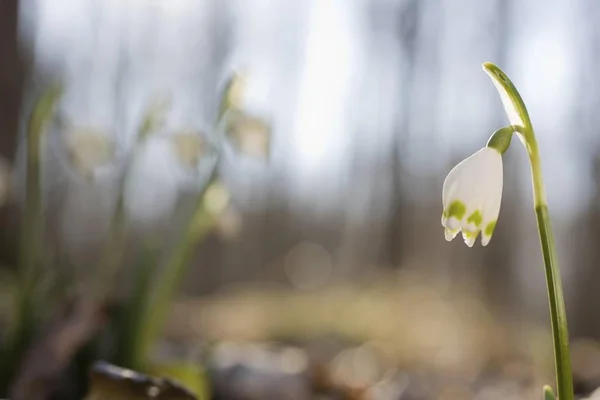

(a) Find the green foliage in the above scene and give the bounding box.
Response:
[543,385,556,400]
[0,72,254,397]
[85,361,197,400]
[0,83,64,394]
[145,361,210,400]
[128,181,225,370]
[113,242,161,369]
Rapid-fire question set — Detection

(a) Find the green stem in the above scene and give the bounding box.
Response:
[94,183,127,295]
[115,239,161,368]
[536,204,572,399]
[524,125,572,399]
[483,63,573,400]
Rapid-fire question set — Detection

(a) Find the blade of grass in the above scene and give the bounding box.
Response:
[543,385,556,400]
[114,240,161,368]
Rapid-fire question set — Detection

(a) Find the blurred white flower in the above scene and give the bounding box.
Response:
[171,132,206,168]
[203,181,230,217]
[219,71,247,118]
[226,112,271,159]
[169,130,218,192]
[64,129,115,180]
[215,206,243,240]
[441,147,503,247]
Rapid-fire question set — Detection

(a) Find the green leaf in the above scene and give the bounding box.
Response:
[132,180,224,371]
[146,361,210,400]
[114,242,161,369]
[482,62,532,130]
[85,361,197,400]
[543,385,556,400]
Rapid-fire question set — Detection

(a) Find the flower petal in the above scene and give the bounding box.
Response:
[462,230,478,248]
[481,221,497,246]
[441,146,504,247]
[445,228,459,241]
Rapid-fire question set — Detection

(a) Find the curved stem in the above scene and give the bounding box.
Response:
[484,63,573,400]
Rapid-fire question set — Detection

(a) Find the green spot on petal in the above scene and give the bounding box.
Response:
[463,230,478,239]
[446,200,466,220]
[466,210,483,227]
[484,221,497,236]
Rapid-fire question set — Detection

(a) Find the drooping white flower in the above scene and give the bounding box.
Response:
[171,132,207,168]
[442,147,503,247]
[64,129,115,180]
[225,112,271,159]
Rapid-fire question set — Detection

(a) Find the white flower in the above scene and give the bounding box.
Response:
[442,147,503,247]
[224,111,271,160]
[171,132,207,168]
[63,128,115,180]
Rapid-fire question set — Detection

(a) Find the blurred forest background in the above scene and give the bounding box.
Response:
[3,0,600,399]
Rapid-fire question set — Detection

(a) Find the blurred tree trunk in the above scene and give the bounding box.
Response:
[0,0,24,161]
[386,0,420,267]
[0,0,26,269]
